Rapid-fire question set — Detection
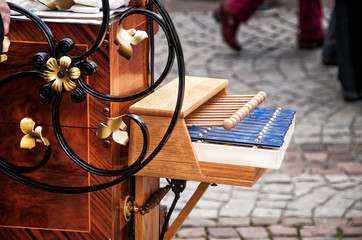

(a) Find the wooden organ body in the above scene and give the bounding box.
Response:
[0,4,152,240]
[0,1,295,240]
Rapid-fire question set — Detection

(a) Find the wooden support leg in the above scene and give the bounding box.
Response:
[135,176,160,240]
[164,182,210,240]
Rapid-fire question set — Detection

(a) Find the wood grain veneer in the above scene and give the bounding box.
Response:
[0,10,150,240]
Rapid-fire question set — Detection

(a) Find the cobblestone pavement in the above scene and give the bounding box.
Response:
[154,1,362,239]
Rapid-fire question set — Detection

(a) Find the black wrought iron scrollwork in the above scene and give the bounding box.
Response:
[0,0,185,194]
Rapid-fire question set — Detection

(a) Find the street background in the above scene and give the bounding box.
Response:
[153,1,362,239]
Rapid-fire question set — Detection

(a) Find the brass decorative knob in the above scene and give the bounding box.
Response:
[123,186,171,222]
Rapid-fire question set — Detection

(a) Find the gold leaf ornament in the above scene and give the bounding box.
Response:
[97,117,129,146]
[0,36,10,63]
[43,56,80,92]
[114,25,148,60]
[20,118,50,149]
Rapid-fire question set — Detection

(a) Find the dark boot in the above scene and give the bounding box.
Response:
[218,4,242,51]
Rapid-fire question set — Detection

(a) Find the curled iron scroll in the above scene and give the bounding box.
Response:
[0,0,185,194]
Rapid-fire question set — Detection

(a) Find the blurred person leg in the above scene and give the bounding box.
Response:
[322,6,337,65]
[217,0,264,51]
[335,0,362,101]
[297,0,324,48]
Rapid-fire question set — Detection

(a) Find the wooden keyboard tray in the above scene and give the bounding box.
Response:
[128,76,267,187]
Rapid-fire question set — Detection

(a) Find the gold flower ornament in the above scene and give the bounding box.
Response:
[96,117,129,146]
[44,56,81,92]
[0,36,10,63]
[20,118,50,149]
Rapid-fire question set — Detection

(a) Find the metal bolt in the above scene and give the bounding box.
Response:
[103,107,110,114]
[104,140,111,148]
[105,238,111,240]
[102,40,109,47]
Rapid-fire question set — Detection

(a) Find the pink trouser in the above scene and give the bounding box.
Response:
[225,0,323,34]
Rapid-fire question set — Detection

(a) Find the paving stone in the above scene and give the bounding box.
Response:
[304,152,328,162]
[329,152,355,162]
[256,200,288,209]
[353,201,362,210]
[251,217,279,226]
[262,173,292,183]
[294,181,326,197]
[346,210,362,218]
[195,199,224,210]
[182,218,217,227]
[279,162,306,174]
[272,238,299,240]
[284,209,312,218]
[282,217,313,227]
[268,225,298,236]
[338,162,362,175]
[188,209,218,219]
[351,217,362,226]
[252,208,282,218]
[177,227,206,238]
[300,225,338,238]
[341,227,362,237]
[208,227,239,238]
[326,144,350,153]
[332,182,358,190]
[209,238,240,240]
[217,217,250,227]
[219,200,254,217]
[288,187,335,211]
[314,196,354,217]
[339,185,362,200]
[293,174,325,182]
[231,190,259,200]
[261,184,294,194]
[236,227,269,239]
[300,143,327,152]
[259,193,293,201]
[283,151,303,163]
[325,174,350,183]
[301,238,338,240]
[309,163,342,175]
[173,238,205,240]
[351,144,362,152]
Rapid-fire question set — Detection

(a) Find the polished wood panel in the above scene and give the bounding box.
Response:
[0,9,150,239]
[0,124,89,231]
